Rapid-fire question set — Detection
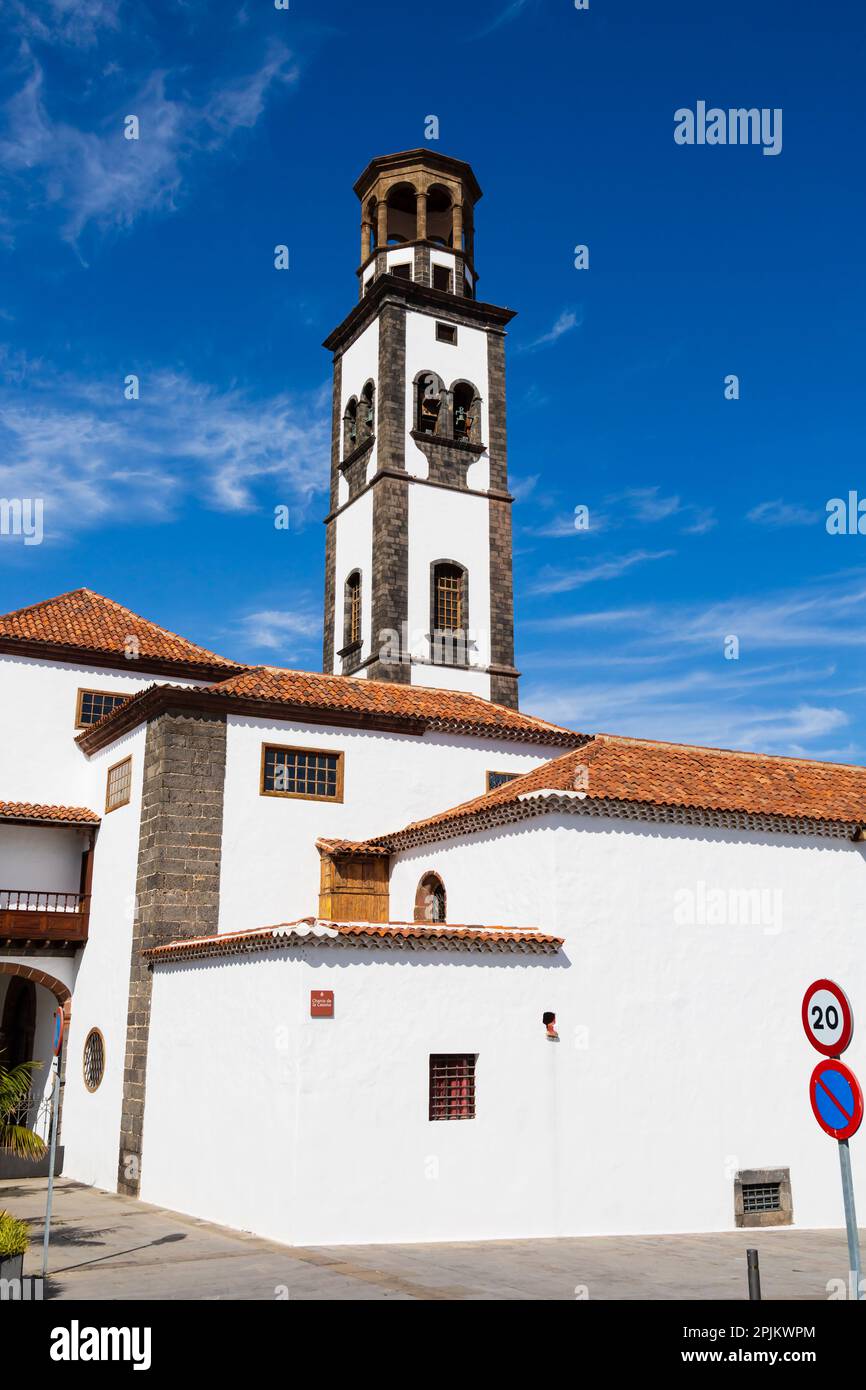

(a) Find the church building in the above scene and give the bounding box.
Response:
[1,151,864,1248]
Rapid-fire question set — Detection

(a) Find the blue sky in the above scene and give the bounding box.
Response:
[1,0,865,759]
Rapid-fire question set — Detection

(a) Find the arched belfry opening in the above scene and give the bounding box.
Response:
[386,183,417,244]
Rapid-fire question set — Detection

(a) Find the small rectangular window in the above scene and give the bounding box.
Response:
[261,744,344,802]
[433,267,452,293]
[391,263,412,280]
[429,1054,476,1121]
[486,771,519,793]
[105,756,132,813]
[436,322,457,344]
[734,1167,792,1227]
[76,689,128,728]
[742,1183,781,1214]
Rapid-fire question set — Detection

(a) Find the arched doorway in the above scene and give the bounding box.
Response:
[0,976,36,1067]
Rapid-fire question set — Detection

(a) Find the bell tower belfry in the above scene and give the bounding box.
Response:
[322,148,519,709]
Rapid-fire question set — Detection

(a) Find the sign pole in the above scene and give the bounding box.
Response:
[41,1008,64,1280]
[838,1139,863,1300]
[41,1057,60,1279]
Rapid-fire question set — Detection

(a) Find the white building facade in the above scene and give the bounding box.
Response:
[2,151,865,1252]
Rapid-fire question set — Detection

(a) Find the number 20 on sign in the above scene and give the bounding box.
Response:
[801,978,854,1057]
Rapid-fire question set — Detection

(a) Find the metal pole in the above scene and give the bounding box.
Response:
[838,1139,863,1300]
[746,1248,762,1300]
[41,1055,61,1279]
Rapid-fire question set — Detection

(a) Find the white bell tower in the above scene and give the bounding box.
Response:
[322,149,519,709]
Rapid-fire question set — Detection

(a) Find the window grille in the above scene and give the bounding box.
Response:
[262,746,342,801]
[105,756,132,812]
[436,567,463,632]
[83,1029,105,1092]
[742,1182,781,1213]
[429,1054,476,1121]
[77,690,127,727]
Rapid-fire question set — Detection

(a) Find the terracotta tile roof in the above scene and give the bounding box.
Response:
[340,734,866,850]
[144,918,562,961]
[0,801,100,826]
[75,666,584,750]
[205,667,579,743]
[0,588,242,677]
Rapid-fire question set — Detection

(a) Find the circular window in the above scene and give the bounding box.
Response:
[83,1028,105,1092]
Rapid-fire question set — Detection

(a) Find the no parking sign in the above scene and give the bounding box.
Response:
[810,1058,863,1141]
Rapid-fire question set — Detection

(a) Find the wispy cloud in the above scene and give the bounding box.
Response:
[229,606,322,661]
[518,308,583,354]
[747,499,821,528]
[8,0,121,49]
[0,44,299,249]
[529,549,674,596]
[0,353,330,545]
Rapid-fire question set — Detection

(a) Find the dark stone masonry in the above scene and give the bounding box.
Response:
[117,710,226,1196]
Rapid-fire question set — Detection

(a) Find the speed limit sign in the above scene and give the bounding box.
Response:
[802,979,854,1057]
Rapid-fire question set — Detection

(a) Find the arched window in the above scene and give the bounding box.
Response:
[359,380,375,441]
[416,371,444,434]
[452,381,481,443]
[343,397,358,455]
[386,182,417,244]
[432,561,467,635]
[426,185,453,247]
[344,571,361,649]
[415,872,446,924]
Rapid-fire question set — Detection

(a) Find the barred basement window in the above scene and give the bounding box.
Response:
[486,771,519,792]
[105,756,132,813]
[83,1028,105,1092]
[76,688,128,728]
[734,1167,792,1227]
[261,744,344,803]
[742,1183,781,1214]
[429,1054,476,1121]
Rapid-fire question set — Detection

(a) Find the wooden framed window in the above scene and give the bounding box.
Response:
[345,572,361,648]
[433,267,453,293]
[435,564,464,632]
[105,756,132,813]
[486,771,519,793]
[261,744,344,803]
[429,1054,476,1121]
[83,1028,106,1092]
[435,320,456,343]
[391,262,412,280]
[76,688,128,728]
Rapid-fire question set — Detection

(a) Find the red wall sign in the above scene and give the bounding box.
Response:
[310,990,334,1018]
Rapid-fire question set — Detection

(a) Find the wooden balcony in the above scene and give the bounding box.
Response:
[0,889,90,946]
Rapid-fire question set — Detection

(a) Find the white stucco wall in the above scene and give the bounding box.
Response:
[59,725,146,1192]
[0,652,202,811]
[217,716,552,933]
[141,809,866,1247]
[404,307,490,483]
[331,488,374,672]
[0,824,89,896]
[407,481,491,684]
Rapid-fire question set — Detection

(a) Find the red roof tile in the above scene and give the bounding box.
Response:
[75,665,584,750]
[341,734,866,849]
[0,801,100,826]
[205,666,578,742]
[0,588,242,677]
[144,918,562,960]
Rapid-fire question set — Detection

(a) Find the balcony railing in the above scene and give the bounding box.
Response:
[0,889,90,945]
